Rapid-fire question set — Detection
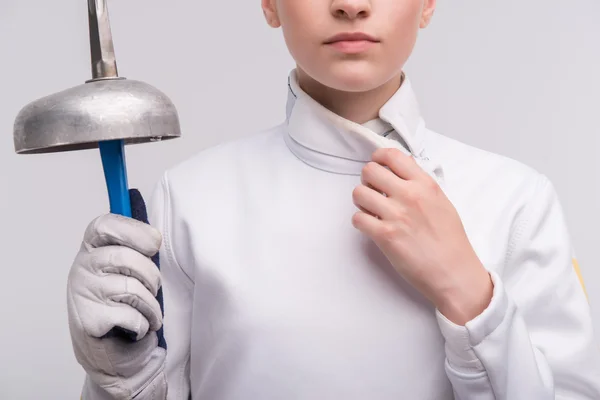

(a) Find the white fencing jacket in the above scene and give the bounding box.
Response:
[148,69,600,399]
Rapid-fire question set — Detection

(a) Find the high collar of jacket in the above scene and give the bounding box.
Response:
[283,69,444,184]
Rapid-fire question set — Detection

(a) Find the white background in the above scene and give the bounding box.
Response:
[0,1,598,399]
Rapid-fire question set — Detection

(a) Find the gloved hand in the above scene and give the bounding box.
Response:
[67,192,168,400]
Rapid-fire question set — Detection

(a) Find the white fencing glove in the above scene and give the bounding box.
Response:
[67,190,168,399]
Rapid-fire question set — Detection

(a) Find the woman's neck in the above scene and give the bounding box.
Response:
[296,68,403,124]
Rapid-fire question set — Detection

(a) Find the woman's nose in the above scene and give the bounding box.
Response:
[331,0,372,20]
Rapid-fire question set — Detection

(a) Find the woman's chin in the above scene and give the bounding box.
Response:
[317,63,397,93]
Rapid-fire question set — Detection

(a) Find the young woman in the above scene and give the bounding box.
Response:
[67,1,600,399]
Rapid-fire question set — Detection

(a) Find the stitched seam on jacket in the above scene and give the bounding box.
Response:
[162,171,194,285]
[471,298,518,399]
[161,171,194,400]
[504,173,545,267]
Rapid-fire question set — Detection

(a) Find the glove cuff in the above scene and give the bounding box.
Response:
[81,347,167,400]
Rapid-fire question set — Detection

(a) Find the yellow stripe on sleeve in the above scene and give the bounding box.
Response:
[572,258,588,300]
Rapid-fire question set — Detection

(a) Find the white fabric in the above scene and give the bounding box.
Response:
[362,117,409,149]
[148,69,600,399]
[362,118,393,136]
[77,68,600,399]
[67,214,168,399]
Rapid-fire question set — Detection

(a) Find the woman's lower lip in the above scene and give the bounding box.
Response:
[326,40,376,53]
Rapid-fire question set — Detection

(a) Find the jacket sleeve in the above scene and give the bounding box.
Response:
[149,172,195,400]
[436,173,600,399]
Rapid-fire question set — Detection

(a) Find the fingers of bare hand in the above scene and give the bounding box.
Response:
[371,148,421,181]
[356,204,377,218]
[351,210,382,236]
[352,184,397,220]
[352,211,405,245]
[361,161,406,198]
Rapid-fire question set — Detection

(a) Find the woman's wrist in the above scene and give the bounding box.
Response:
[434,266,494,326]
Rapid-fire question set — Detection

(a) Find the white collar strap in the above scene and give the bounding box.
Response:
[283,69,444,184]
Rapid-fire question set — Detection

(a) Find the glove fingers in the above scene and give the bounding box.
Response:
[84,213,162,257]
[104,275,164,336]
[87,245,162,297]
[80,301,150,340]
[102,332,160,372]
[108,302,151,341]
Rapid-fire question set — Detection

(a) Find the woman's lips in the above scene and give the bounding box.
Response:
[324,32,380,54]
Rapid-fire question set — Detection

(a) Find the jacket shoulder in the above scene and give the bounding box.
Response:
[164,123,285,187]
[425,129,545,190]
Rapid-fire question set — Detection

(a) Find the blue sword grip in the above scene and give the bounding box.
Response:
[99,140,132,217]
[97,139,167,350]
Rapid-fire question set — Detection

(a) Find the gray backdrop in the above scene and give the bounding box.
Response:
[1,1,599,399]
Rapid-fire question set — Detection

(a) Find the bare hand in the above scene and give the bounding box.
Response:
[351,148,493,325]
